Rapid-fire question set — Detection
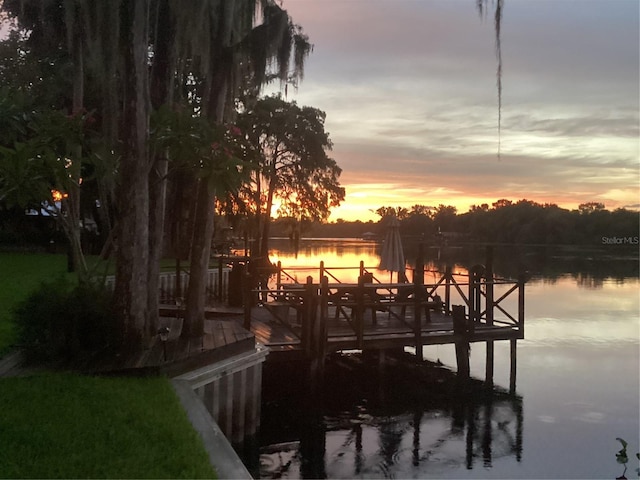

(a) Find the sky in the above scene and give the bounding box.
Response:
[265,0,640,222]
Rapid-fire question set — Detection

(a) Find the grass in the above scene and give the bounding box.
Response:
[0,373,216,478]
[0,253,218,478]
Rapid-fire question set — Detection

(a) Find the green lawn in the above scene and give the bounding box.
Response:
[0,253,217,478]
[0,373,216,478]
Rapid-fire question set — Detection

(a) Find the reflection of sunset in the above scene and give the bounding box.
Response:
[522,276,639,347]
[269,240,383,283]
[267,242,639,347]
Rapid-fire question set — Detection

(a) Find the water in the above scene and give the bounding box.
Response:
[247,239,639,479]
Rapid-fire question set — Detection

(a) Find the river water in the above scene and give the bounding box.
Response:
[246,238,639,479]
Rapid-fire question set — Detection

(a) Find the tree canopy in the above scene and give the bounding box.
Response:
[0,0,313,350]
[237,94,344,257]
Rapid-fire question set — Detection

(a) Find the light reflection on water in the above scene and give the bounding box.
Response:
[253,239,639,479]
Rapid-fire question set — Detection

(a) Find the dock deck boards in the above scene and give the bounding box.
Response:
[247,304,522,355]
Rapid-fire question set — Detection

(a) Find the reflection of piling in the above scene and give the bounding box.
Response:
[453,305,470,380]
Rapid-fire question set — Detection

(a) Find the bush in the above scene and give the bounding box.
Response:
[13,276,117,361]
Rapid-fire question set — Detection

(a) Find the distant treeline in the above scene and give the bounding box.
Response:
[272,200,639,246]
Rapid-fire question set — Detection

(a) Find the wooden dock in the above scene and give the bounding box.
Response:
[248,304,522,355]
[237,252,527,391]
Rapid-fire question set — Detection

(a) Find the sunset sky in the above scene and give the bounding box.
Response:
[266,0,639,222]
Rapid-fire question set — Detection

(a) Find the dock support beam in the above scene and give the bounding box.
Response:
[309,276,327,394]
[509,338,518,394]
[452,305,470,380]
[485,341,494,388]
[485,246,494,388]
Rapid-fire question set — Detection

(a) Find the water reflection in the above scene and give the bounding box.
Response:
[249,239,639,479]
[264,238,639,286]
[258,386,524,479]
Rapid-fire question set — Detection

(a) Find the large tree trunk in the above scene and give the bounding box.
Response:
[147,0,173,338]
[259,168,277,259]
[113,0,151,351]
[182,179,216,338]
[182,53,229,338]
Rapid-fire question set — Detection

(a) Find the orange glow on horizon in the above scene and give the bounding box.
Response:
[326,188,637,223]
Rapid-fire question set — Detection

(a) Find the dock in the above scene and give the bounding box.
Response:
[238,250,526,392]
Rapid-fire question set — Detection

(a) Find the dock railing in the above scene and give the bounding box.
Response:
[250,260,526,340]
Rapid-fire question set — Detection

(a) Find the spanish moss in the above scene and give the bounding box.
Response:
[495,0,503,159]
[477,0,504,159]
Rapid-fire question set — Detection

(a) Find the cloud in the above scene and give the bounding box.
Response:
[275,0,640,219]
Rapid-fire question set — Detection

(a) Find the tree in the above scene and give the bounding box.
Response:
[238,94,345,260]
[1,0,311,350]
[432,204,458,232]
[578,202,606,214]
[375,206,409,220]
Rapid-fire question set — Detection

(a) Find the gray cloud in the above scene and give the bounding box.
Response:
[276,0,639,218]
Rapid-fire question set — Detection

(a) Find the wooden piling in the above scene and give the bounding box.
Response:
[444,266,452,315]
[414,243,425,285]
[468,264,484,332]
[509,338,518,394]
[303,276,316,357]
[485,246,494,324]
[452,305,470,379]
[413,282,423,361]
[309,276,326,393]
[485,341,494,388]
[242,271,252,330]
[356,275,365,349]
[485,246,495,387]
[518,273,526,336]
[217,257,223,300]
[276,261,282,290]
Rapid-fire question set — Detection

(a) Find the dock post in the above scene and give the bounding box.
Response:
[309,276,327,393]
[509,338,517,394]
[356,275,365,349]
[485,247,494,387]
[485,342,494,388]
[242,271,252,330]
[452,305,470,380]
[175,257,182,301]
[485,246,494,324]
[444,266,452,315]
[276,261,282,291]
[301,276,314,355]
[518,273,526,337]
[468,265,484,332]
[414,243,425,285]
[217,256,223,301]
[413,282,423,361]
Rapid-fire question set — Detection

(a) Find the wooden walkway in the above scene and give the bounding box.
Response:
[248,303,522,356]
